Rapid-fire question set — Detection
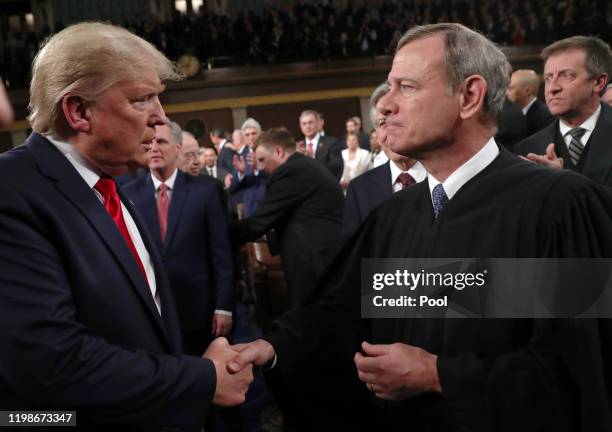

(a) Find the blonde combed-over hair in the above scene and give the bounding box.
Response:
[28,22,183,134]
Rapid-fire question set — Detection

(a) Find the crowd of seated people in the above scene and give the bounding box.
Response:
[2,0,610,89]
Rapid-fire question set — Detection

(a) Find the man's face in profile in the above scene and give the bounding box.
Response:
[377,35,460,158]
[255,145,281,175]
[84,69,166,174]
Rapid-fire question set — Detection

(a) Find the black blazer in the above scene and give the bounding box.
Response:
[217,142,235,174]
[495,97,527,152]
[516,103,612,188]
[314,134,344,179]
[342,161,393,239]
[124,171,234,332]
[233,152,344,308]
[525,99,555,137]
[0,134,215,431]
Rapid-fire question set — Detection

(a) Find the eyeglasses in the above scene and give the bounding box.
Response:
[182,152,199,162]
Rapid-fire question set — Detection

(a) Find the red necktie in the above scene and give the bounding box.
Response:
[94,177,148,281]
[157,183,169,242]
[307,141,314,157]
[397,172,415,190]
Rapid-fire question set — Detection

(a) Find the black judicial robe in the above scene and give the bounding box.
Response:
[264,149,612,432]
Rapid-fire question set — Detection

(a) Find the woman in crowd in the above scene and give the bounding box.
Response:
[340,131,371,191]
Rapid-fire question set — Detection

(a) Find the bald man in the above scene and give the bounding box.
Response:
[506,69,554,136]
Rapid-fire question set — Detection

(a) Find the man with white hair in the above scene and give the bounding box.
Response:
[0,22,251,431]
[229,23,612,431]
[178,130,202,176]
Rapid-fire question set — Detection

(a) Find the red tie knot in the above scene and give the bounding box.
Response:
[94,176,117,197]
[397,172,415,188]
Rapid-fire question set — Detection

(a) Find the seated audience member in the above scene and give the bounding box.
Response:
[340,131,372,191]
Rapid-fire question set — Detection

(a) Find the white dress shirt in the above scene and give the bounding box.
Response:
[559,104,600,152]
[47,135,161,314]
[427,137,499,204]
[305,133,321,155]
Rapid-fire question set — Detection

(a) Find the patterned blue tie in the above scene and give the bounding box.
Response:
[432,184,448,218]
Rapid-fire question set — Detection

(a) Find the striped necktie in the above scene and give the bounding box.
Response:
[567,127,586,166]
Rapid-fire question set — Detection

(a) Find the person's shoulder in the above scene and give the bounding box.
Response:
[350,162,388,187]
[122,174,148,193]
[515,121,556,155]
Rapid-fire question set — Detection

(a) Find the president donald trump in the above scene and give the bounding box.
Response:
[0,22,251,431]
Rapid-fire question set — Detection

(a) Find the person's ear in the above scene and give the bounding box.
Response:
[61,94,92,133]
[459,75,487,120]
[593,73,608,95]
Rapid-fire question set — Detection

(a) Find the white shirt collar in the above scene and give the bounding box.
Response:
[219,139,227,150]
[522,97,538,115]
[151,168,178,190]
[558,104,601,140]
[427,137,499,201]
[236,144,247,154]
[46,134,102,189]
[389,160,427,185]
[306,133,320,145]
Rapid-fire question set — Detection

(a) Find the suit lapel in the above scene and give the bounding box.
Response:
[582,104,612,184]
[164,171,188,251]
[28,134,170,343]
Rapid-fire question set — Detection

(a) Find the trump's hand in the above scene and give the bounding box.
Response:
[354,341,440,400]
[523,143,564,170]
[203,337,253,406]
[227,339,275,373]
[212,313,233,337]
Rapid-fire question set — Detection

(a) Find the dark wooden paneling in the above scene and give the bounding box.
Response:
[247,97,361,140]
[167,108,233,146]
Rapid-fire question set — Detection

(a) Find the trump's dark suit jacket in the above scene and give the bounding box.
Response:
[516,103,612,188]
[342,161,393,239]
[0,133,215,431]
[124,170,234,334]
[233,152,344,308]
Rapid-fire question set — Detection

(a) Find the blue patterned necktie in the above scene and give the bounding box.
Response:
[432,184,448,218]
[567,127,586,166]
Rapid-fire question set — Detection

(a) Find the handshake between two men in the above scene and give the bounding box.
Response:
[221,338,442,401]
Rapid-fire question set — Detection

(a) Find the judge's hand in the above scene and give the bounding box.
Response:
[203,337,253,406]
[223,173,233,189]
[227,339,275,373]
[212,313,233,337]
[354,341,441,401]
[524,143,564,170]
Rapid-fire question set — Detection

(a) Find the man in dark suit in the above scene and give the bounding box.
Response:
[343,152,426,239]
[506,69,554,136]
[515,36,612,189]
[0,22,251,431]
[124,120,235,356]
[495,96,527,152]
[233,127,344,309]
[210,127,234,174]
[299,109,343,178]
[201,146,230,182]
[347,115,371,150]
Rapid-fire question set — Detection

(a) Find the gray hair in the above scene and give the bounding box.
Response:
[369,82,389,127]
[28,22,183,134]
[396,23,511,124]
[168,120,183,145]
[241,117,262,133]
